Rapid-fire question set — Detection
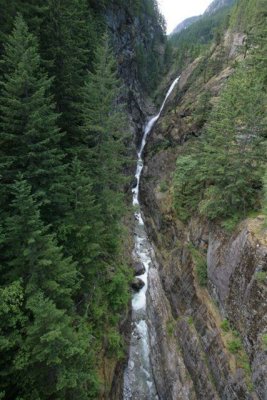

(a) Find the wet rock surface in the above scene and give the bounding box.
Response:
[133,261,146,276]
[131,277,145,291]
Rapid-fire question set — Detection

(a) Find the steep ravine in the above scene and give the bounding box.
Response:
[139,68,267,399]
[107,7,266,398]
[123,78,180,400]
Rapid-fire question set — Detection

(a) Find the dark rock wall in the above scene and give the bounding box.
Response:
[138,27,266,400]
[106,3,165,144]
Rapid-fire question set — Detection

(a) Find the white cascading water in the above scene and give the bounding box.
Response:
[123,77,179,400]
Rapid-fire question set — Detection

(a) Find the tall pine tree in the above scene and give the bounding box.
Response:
[0,178,99,399]
[58,159,105,310]
[37,0,98,149]
[1,177,78,310]
[0,14,65,219]
[81,34,129,240]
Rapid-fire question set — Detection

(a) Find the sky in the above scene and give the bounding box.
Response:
[158,0,213,34]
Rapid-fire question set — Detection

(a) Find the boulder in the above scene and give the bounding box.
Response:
[133,261,145,276]
[131,277,145,291]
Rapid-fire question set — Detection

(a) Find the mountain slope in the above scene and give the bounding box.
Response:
[171,15,200,35]
[171,0,236,35]
[204,0,236,15]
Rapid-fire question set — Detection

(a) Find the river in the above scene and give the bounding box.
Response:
[123,77,179,400]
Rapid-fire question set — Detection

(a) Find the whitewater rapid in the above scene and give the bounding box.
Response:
[123,77,179,400]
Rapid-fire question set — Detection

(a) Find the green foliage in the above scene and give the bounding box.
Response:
[262,334,267,351]
[166,319,176,336]
[19,293,99,400]
[136,39,164,94]
[221,215,241,232]
[196,261,208,287]
[1,177,78,309]
[128,0,166,94]
[106,328,124,358]
[170,5,232,71]
[255,271,267,282]
[0,14,131,400]
[174,154,203,222]
[0,15,65,217]
[188,244,208,287]
[37,0,98,146]
[0,280,25,395]
[173,61,267,223]
[221,319,230,332]
[227,338,242,354]
[193,91,212,127]
[187,316,194,326]
[219,318,253,388]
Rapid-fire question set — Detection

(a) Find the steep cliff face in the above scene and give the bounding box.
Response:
[207,219,267,399]
[106,2,165,143]
[139,18,266,400]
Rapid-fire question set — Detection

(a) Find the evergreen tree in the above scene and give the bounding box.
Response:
[81,34,129,250]
[0,177,101,399]
[174,64,267,221]
[0,280,25,399]
[77,36,131,342]
[58,159,105,309]
[1,177,78,311]
[37,0,98,148]
[0,15,65,217]
[17,292,98,400]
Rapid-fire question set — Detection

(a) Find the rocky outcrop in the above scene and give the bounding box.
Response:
[138,24,266,399]
[132,261,146,276]
[106,4,163,144]
[141,143,266,399]
[147,250,197,399]
[131,277,145,291]
[207,219,267,399]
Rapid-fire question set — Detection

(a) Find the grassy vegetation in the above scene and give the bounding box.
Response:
[166,319,176,336]
[262,334,267,351]
[255,271,267,282]
[221,319,231,332]
[188,244,208,287]
[220,318,254,390]
[227,338,242,354]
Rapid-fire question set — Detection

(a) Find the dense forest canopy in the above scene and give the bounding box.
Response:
[0,0,266,399]
[0,1,166,398]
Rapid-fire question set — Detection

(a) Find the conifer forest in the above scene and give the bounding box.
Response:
[0,1,266,399]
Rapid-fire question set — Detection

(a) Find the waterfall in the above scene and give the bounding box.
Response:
[123,77,180,400]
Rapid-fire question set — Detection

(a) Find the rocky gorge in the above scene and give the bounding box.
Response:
[106,1,267,399]
[138,29,267,399]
